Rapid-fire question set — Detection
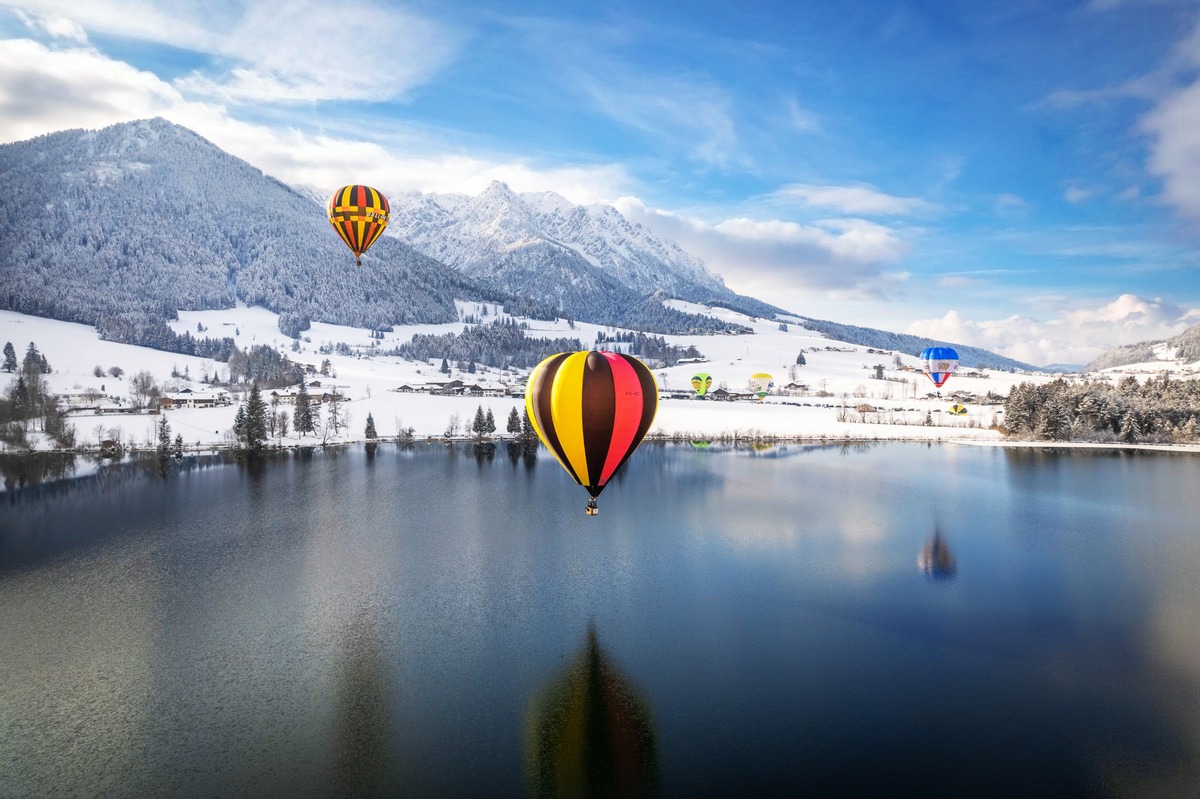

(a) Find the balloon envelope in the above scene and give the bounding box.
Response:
[948,403,967,416]
[690,373,712,397]
[525,351,658,500]
[748,373,774,400]
[327,184,390,265]
[919,346,959,388]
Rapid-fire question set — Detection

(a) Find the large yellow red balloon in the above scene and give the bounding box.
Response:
[525,351,658,515]
[327,184,390,265]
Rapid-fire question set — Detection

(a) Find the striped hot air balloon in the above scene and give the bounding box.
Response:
[948,403,967,416]
[690,373,712,397]
[525,351,658,515]
[327,184,390,265]
[919,346,959,388]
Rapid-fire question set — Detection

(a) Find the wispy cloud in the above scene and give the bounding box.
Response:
[769,183,937,216]
[4,0,461,104]
[14,9,87,42]
[571,65,741,168]
[615,196,910,304]
[0,37,632,203]
[175,0,461,104]
[907,294,1200,365]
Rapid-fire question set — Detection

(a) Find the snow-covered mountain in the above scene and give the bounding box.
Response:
[1085,323,1200,372]
[0,119,746,342]
[0,118,499,337]
[386,181,774,319]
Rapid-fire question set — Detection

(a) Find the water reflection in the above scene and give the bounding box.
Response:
[0,451,78,493]
[331,611,392,798]
[524,625,658,799]
[918,527,957,580]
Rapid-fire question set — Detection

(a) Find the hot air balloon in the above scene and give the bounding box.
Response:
[327,184,390,265]
[690,373,712,397]
[948,403,967,416]
[919,346,959,388]
[748,373,774,401]
[525,351,658,515]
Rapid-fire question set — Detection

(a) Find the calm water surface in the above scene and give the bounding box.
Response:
[2,442,1200,798]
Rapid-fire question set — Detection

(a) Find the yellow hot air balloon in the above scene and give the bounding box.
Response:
[948,403,967,416]
[327,184,390,265]
[748,373,774,401]
[525,351,658,515]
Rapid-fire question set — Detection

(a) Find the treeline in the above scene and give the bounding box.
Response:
[97,314,235,361]
[1,341,74,449]
[1005,375,1200,443]
[595,330,702,366]
[392,318,583,369]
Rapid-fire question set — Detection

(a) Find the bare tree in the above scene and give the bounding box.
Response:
[129,371,157,409]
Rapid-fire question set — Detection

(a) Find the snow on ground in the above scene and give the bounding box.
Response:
[1,303,1066,452]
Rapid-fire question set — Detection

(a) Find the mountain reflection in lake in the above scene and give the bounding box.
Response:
[3,442,1200,797]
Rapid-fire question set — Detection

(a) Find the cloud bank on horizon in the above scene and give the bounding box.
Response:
[2,0,1200,367]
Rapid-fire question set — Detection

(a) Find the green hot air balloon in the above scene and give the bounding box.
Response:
[690,373,712,397]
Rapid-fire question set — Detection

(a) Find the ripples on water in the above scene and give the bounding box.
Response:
[2,442,1200,798]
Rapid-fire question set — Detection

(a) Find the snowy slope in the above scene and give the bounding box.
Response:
[1,304,1062,453]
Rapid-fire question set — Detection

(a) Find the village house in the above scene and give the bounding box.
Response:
[159,388,232,409]
[268,384,345,405]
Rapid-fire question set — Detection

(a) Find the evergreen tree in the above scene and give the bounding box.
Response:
[277,410,290,440]
[294,380,314,435]
[2,342,16,373]
[521,408,536,440]
[173,433,184,459]
[1119,410,1141,443]
[472,405,487,438]
[485,407,496,435]
[157,415,172,453]
[1183,416,1199,441]
[795,352,806,366]
[243,382,268,453]
[468,360,477,374]
[507,406,521,434]
[233,405,246,442]
[22,342,41,375]
[365,412,378,440]
[440,357,451,375]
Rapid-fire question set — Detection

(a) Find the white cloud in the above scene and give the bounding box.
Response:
[907,294,1200,366]
[1141,78,1200,221]
[174,0,460,104]
[994,193,1028,214]
[0,38,631,204]
[770,183,936,216]
[14,9,87,42]
[1064,186,1092,203]
[615,196,911,307]
[4,0,460,104]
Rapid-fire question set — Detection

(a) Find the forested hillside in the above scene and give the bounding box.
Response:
[0,120,512,335]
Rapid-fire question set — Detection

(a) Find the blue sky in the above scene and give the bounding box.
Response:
[2,0,1199,365]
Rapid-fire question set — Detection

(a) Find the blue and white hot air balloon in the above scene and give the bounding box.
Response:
[919,346,959,388]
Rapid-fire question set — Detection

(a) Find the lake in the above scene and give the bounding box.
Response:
[2,442,1200,798]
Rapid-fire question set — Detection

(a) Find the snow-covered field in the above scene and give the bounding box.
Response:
[0,303,1065,452]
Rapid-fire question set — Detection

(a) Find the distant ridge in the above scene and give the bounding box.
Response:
[1084,322,1200,372]
[795,316,1043,372]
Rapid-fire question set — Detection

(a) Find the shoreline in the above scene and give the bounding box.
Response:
[6,432,1200,458]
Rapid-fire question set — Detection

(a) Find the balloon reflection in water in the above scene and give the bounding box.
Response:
[918,528,957,580]
[524,625,658,799]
